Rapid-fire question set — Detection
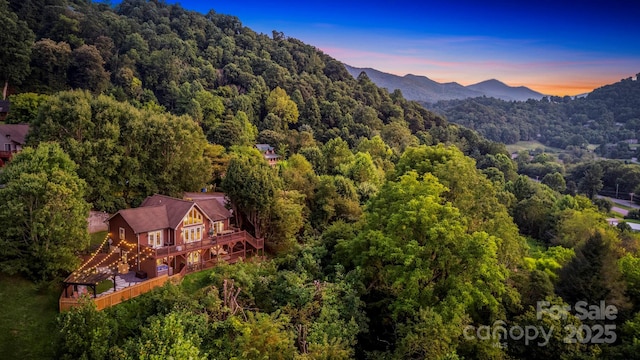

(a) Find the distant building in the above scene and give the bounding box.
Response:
[0,123,29,167]
[255,143,280,166]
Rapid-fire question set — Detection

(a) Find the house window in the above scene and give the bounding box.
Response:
[212,221,224,234]
[4,144,10,151]
[187,251,200,265]
[148,230,162,248]
[183,208,203,226]
[183,226,204,243]
[119,227,125,240]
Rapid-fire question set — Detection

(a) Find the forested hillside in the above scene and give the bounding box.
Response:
[3,1,640,359]
[431,76,640,150]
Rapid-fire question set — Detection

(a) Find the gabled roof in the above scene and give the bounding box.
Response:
[0,124,29,145]
[110,194,233,234]
[194,198,231,221]
[114,205,170,234]
[141,194,197,229]
[255,143,274,152]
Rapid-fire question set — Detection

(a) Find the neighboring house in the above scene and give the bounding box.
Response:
[256,143,280,166]
[0,123,29,167]
[107,194,263,279]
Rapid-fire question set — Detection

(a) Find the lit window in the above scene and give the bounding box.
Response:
[148,230,162,248]
[119,227,125,240]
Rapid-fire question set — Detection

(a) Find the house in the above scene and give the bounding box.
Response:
[255,143,280,166]
[0,123,29,167]
[106,194,263,279]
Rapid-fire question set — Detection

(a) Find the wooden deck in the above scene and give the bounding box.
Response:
[141,230,263,258]
[60,273,172,311]
[0,150,17,159]
[59,237,261,312]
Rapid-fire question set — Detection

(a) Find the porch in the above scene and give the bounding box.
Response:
[141,229,264,259]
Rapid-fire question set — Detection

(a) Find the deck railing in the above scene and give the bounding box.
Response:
[59,230,265,312]
[59,274,170,311]
[0,150,17,158]
[141,230,261,257]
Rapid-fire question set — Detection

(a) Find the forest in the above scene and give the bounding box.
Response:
[2,0,640,359]
[431,76,640,153]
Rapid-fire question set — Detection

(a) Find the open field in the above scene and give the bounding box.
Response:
[506,141,565,154]
[0,276,59,359]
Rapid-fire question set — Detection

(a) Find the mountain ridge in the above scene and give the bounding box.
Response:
[345,65,545,103]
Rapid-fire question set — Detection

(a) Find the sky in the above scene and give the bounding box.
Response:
[151,0,639,95]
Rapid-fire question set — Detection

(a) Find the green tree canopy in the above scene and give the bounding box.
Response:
[0,0,34,99]
[265,86,299,131]
[0,142,90,281]
[337,171,508,358]
[222,149,280,238]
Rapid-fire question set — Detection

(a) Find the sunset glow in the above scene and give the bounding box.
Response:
[163,0,639,96]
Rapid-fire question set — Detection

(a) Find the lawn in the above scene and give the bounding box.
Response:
[0,275,59,359]
[506,140,564,154]
[89,230,108,252]
[612,202,636,211]
[96,279,114,294]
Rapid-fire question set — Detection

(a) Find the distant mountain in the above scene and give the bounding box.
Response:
[431,75,640,149]
[345,65,545,103]
[467,79,545,102]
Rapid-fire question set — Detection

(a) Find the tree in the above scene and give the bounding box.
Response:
[29,91,211,211]
[68,44,110,93]
[323,137,354,175]
[0,0,35,99]
[337,171,508,358]
[281,153,317,198]
[0,142,90,281]
[266,191,305,254]
[381,120,417,155]
[4,92,48,124]
[556,230,630,311]
[396,144,526,268]
[204,143,230,187]
[265,86,299,131]
[229,312,296,359]
[57,299,115,360]
[577,163,604,199]
[541,172,566,193]
[121,311,207,360]
[29,39,71,92]
[222,149,280,238]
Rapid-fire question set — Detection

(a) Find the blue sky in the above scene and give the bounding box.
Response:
[138,0,640,95]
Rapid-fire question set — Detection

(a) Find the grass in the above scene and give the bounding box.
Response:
[180,268,215,294]
[88,230,108,252]
[0,275,59,359]
[96,279,114,294]
[505,140,565,154]
[621,218,640,224]
[611,202,635,211]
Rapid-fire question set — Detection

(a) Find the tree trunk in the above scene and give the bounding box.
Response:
[2,80,7,100]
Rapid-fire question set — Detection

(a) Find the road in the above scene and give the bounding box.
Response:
[597,195,640,209]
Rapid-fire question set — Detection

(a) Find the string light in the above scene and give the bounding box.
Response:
[71,237,137,279]
[74,233,110,273]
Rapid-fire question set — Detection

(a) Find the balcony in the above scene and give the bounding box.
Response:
[141,230,260,258]
[0,150,17,159]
